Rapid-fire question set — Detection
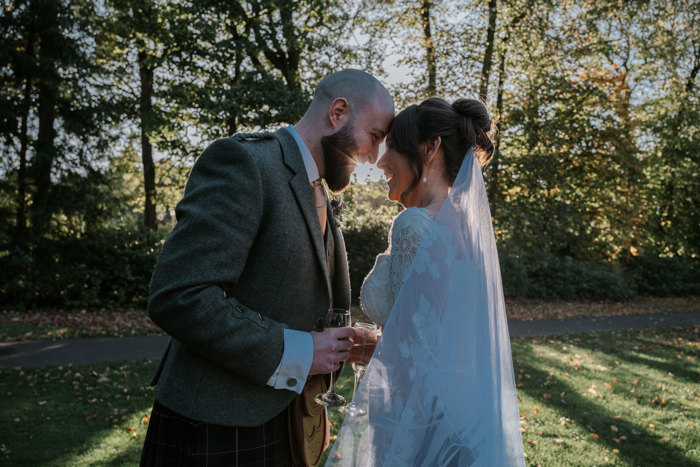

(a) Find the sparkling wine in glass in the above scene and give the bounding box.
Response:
[314,308,351,408]
[340,322,380,416]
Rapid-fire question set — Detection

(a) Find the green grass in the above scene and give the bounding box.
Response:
[1,326,698,466]
[0,360,157,466]
[511,326,699,466]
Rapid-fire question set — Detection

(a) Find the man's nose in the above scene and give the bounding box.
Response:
[367,150,379,165]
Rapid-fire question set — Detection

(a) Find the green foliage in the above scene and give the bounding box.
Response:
[0,228,164,309]
[625,255,700,297]
[523,256,634,301]
[1,0,699,307]
[342,221,390,305]
[338,178,400,303]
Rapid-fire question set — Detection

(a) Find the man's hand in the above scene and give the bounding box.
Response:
[309,327,355,375]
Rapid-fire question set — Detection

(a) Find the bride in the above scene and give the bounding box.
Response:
[330,97,525,466]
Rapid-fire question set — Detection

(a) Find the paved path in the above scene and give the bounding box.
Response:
[508,311,700,337]
[1,312,698,368]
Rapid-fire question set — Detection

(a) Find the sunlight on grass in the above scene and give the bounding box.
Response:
[1,326,697,466]
[0,360,157,466]
[512,326,699,466]
[326,326,699,467]
[56,409,151,466]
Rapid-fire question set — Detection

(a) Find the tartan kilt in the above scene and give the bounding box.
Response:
[140,400,295,467]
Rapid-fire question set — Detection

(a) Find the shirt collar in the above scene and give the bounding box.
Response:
[287,125,320,182]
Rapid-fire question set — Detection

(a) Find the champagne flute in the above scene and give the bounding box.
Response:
[340,322,380,416]
[314,308,351,407]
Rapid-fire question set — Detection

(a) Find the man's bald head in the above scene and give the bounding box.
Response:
[306,69,394,118]
[294,70,394,193]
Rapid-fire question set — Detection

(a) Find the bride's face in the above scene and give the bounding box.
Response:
[377,145,416,205]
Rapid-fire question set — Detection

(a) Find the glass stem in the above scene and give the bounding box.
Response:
[329,368,336,393]
[352,370,360,401]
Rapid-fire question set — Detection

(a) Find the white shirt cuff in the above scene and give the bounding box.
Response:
[265,329,313,393]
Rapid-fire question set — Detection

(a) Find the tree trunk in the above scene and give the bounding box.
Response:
[421,0,436,96]
[131,2,157,231]
[226,112,237,136]
[137,50,157,231]
[479,0,498,100]
[488,45,507,213]
[30,0,59,232]
[17,22,35,237]
[488,10,526,210]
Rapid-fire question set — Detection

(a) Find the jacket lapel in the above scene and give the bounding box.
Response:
[275,128,333,304]
[327,204,351,311]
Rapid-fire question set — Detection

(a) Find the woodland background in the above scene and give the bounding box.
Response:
[1,0,698,308]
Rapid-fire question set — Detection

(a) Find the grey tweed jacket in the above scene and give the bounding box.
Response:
[147,128,351,427]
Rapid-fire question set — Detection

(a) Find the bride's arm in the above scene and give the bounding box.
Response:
[360,249,393,327]
[388,209,434,300]
[360,209,433,326]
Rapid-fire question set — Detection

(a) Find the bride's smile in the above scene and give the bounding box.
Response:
[377,146,414,203]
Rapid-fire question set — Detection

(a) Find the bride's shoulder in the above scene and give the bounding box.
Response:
[390,207,433,235]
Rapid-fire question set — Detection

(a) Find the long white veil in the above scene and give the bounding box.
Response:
[327,150,525,466]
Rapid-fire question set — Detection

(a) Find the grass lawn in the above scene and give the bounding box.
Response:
[1,326,698,466]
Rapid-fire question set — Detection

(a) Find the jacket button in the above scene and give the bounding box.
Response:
[236,306,244,313]
[287,378,297,387]
[257,313,264,321]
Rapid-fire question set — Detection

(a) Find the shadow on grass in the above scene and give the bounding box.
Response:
[0,360,158,466]
[512,328,699,466]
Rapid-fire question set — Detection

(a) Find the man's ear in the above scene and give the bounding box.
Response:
[425,136,442,161]
[328,98,349,129]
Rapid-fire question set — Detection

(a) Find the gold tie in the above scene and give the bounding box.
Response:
[311,179,327,236]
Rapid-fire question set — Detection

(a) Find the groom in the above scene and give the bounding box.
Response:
[140,70,394,465]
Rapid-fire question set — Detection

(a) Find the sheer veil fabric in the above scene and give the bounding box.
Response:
[327,150,525,466]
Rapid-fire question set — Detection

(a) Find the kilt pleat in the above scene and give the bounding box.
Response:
[140,401,294,467]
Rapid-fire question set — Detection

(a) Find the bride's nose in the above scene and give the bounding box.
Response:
[377,151,388,169]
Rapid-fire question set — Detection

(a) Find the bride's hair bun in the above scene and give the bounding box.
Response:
[451,98,495,166]
[386,96,496,196]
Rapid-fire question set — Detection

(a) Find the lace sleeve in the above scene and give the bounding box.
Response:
[389,208,433,300]
[360,252,393,326]
[361,208,433,326]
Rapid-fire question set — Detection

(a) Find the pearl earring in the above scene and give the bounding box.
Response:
[422,177,427,183]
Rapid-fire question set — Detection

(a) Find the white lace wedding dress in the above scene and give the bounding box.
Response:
[360,207,433,326]
[327,151,525,466]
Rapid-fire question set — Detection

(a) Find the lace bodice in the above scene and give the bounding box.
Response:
[360,207,433,326]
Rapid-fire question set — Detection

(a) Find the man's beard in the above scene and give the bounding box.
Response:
[320,122,359,194]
